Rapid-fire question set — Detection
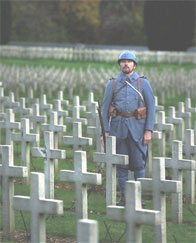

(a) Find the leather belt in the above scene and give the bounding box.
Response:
[117,111,135,118]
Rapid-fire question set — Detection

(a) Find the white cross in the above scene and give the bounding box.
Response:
[60,151,102,220]
[139,158,182,243]
[93,136,129,206]
[32,131,66,198]
[0,145,27,241]
[165,140,195,223]
[107,181,161,243]
[63,122,92,151]
[13,172,63,243]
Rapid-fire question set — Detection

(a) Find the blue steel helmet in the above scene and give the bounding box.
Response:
[118,51,137,65]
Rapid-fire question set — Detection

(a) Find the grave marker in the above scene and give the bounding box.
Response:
[176,102,191,129]
[77,219,98,243]
[0,109,21,145]
[12,118,39,183]
[139,158,182,243]
[42,111,66,171]
[0,145,27,241]
[107,181,161,243]
[32,131,66,198]
[183,129,196,204]
[93,136,129,206]
[13,97,32,119]
[166,106,184,141]
[154,111,174,156]
[65,106,87,125]
[165,141,195,223]
[13,172,63,243]
[60,151,102,220]
[63,122,92,151]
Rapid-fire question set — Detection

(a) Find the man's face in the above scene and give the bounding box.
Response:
[119,59,136,75]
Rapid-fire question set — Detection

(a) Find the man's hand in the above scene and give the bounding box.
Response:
[101,132,109,147]
[143,130,152,146]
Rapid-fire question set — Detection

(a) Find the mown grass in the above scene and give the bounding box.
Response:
[0,59,195,242]
[0,57,195,72]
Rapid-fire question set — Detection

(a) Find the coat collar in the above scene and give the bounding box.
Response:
[117,72,139,84]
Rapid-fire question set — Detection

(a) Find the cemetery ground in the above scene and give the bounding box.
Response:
[0,57,195,242]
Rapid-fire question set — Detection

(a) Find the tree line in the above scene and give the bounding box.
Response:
[0,0,195,51]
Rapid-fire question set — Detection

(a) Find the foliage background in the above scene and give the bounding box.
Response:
[0,0,195,50]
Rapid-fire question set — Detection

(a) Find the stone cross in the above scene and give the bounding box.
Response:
[185,98,196,113]
[60,151,102,220]
[13,172,63,243]
[85,102,98,126]
[166,106,184,141]
[107,181,161,243]
[32,131,66,199]
[57,90,69,107]
[13,97,32,119]
[68,96,86,112]
[0,145,28,241]
[87,113,102,152]
[155,96,164,123]
[82,92,97,108]
[12,118,39,183]
[28,103,46,137]
[146,130,162,178]
[26,87,39,107]
[154,111,174,156]
[0,86,8,112]
[139,158,182,243]
[0,109,21,145]
[183,129,196,204]
[8,92,19,110]
[42,111,66,171]
[77,219,98,243]
[93,136,129,206]
[165,141,195,223]
[53,99,68,125]
[176,102,191,129]
[40,94,53,117]
[63,122,92,151]
[65,106,88,125]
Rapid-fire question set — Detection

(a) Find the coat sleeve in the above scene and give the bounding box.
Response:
[142,78,155,132]
[102,79,114,132]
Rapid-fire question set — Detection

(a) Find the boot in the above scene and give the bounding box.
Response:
[116,193,125,206]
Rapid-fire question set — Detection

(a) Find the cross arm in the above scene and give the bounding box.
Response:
[12,132,21,141]
[160,180,182,193]
[26,133,39,143]
[138,178,152,191]
[39,199,63,215]
[93,152,106,164]
[82,173,102,185]
[32,147,47,158]
[8,166,28,178]
[107,206,125,221]
[50,149,66,159]
[60,170,75,182]
[79,137,92,146]
[112,154,129,165]
[13,196,30,211]
[136,209,160,226]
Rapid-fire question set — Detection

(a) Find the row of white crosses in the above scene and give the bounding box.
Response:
[0,90,195,202]
[1,63,195,101]
[0,125,194,242]
[0,89,196,239]
[0,144,101,242]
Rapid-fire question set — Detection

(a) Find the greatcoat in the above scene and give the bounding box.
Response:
[102,71,155,170]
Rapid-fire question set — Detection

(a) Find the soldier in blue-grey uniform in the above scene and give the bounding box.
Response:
[101,51,155,205]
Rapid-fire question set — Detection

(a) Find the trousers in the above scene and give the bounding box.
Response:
[116,132,146,195]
